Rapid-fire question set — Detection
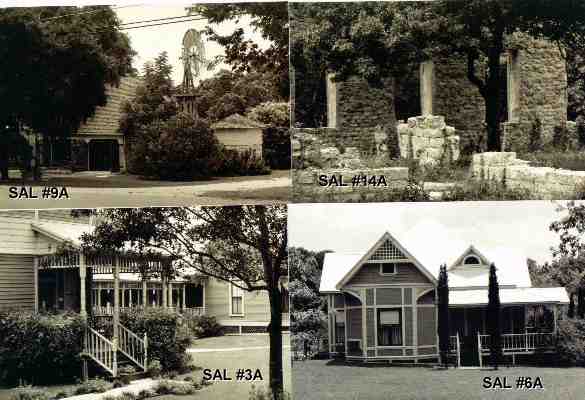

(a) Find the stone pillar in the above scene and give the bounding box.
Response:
[507,50,520,122]
[326,72,337,128]
[420,61,434,116]
[79,253,87,317]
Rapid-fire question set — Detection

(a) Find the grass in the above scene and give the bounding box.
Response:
[293,359,585,400]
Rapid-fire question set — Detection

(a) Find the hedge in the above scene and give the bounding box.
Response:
[0,311,86,385]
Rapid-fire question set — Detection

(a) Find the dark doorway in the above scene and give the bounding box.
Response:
[89,140,120,171]
[38,269,80,312]
[185,283,204,308]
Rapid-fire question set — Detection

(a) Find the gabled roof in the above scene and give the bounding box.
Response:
[31,221,93,246]
[212,114,265,129]
[449,245,490,269]
[323,232,437,293]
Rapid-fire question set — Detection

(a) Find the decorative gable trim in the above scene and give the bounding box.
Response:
[336,232,437,290]
[448,245,490,270]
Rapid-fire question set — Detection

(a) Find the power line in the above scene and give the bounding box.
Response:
[120,16,208,31]
[39,5,139,22]
[121,15,202,27]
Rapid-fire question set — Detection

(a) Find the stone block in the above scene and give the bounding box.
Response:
[429,115,446,129]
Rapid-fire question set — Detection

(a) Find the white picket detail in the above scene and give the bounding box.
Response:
[85,327,116,376]
[478,333,555,353]
[118,323,148,371]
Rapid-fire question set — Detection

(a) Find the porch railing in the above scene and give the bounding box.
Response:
[92,305,206,316]
[479,333,555,353]
[84,326,116,376]
[118,323,148,372]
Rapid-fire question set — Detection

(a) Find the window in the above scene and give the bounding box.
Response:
[377,309,402,346]
[379,262,396,275]
[230,284,244,315]
[334,310,345,345]
[463,255,481,265]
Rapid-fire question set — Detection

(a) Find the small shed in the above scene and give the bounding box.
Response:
[212,114,265,158]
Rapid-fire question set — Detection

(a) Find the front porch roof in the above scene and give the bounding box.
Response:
[32,221,93,246]
[449,287,569,306]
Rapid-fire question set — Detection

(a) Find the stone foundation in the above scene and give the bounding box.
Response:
[472,152,585,198]
[397,115,460,166]
[292,167,409,202]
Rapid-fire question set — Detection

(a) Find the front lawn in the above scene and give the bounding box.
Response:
[293,360,584,400]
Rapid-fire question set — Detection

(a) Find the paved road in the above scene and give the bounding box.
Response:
[0,174,290,209]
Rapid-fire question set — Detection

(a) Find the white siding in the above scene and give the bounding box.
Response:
[214,128,263,157]
[0,254,35,310]
[205,277,270,324]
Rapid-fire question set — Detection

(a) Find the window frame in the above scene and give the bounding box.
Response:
[376,308,403,347]
[463,255,481,266]
[378,262,397,276]
[229,282,245,317]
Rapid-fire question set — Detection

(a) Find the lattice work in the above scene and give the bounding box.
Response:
[368,240,406,261]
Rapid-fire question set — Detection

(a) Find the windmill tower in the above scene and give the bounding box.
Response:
[177,29,207,117]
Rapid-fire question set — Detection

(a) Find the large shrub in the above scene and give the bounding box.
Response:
[0,311,86,385]
[119,308,191,372]
[555,319,585,366]
[128,115,223,180]
[217,149,271,176]
[262,127,291,170]
[184,315,224,338]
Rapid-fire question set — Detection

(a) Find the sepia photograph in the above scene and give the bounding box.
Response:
[0,205,290,400]
[289,201,584,399]
[0,3,290,208]
[291,1,585,203]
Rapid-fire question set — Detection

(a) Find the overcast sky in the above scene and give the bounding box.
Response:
[288,201,582,265]
[115,5,271,84]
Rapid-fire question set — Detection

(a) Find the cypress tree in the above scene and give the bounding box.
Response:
[568,293,575,319]
[437,264,450,367]
[487,263,502,369]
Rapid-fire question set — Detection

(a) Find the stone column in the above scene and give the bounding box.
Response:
[326,72,337,128]
[507,50,520,122]
[420,61,434,116]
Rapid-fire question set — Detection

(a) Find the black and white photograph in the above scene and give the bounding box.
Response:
[291,1,585,202]
[289,201,585,399]
[0,206,290,400]
[0,3,290,208]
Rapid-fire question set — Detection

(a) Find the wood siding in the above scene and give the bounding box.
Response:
[417,306,437,346]
[205,277,270,324]
[376,288,402,305]
[0,254,35,310]
[347,262,431,286]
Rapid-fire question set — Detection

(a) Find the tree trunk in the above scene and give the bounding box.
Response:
[485,48,503,151]
[268,286,284,399]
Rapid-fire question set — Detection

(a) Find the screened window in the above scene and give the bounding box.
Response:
[231,284,244,315]
[335,310,345,345]
[377,309,402,346]
[379,263,396,275]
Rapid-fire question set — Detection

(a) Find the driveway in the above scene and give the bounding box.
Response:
[178,334,292,400]
[0,170,290,208]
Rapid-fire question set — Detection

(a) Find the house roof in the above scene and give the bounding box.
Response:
[212,114,265,129]
[449,287,569,306]
[31,221,93,246]
[320,224,539,294]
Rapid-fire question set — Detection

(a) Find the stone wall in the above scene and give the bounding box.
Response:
[471,152,585,199]
[292,127,388,169]
[433,57,486,151]
[292,167,409,202]
[397,115,460,166]
[333,77,395,129]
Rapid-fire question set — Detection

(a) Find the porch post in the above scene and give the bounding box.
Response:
[477,333,483,368]
[162,275,168,308]
[328,295,333,354]
[553,305,558,334]
[79,253,87,318]
[361,289,367,358]
[33,256,39,313]
[182,284,186,311]
[142,279,147,308]
[169,281,174,309]
[113,255,120,341]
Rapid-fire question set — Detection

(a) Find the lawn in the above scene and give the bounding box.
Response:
[293,360,585,400]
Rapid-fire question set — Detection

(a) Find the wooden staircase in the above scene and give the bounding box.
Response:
[83,323,148,378]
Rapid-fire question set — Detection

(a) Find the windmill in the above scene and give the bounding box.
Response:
[181,29,206,93]
[177,29,207,117]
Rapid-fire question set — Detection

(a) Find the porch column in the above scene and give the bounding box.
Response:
[142,279,148,308]
[328,296,333,354]
[553,305,558,334]
[361,289,367,358]
[33,257,39,313]
[162,275,168,308]
[113,255,120,341]
[169,281,174,309]
[182,284,186,311]
[79,253,87,318]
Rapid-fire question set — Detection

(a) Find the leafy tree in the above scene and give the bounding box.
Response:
[487,263,502,369]
[193,70,280,123]
[119,52,177,145]
[188,3,289,99]
[0,6,134,177]
[437,264,450,367]
[568,293,576,318]
[79,206,287,398]
[246,102,290,128]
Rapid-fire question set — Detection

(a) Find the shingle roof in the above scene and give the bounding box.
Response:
[212,114,265,129]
